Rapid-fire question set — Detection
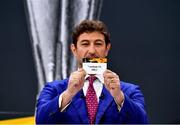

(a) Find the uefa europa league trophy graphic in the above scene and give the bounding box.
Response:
[24,0,103,92]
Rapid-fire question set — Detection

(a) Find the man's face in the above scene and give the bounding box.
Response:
[71,31,111,67]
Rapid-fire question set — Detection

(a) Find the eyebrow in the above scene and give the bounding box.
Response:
[79,39,105,43]
[94,39,104,42]
[80,40,89,42]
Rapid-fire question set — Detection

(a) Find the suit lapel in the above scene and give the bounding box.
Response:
[95,86,113,124]
[71,87,113,124]
[71,90,89,123]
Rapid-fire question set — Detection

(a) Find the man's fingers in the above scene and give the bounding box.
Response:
[104,73,119,84]
[103,69,121,92]
[105,73,119,79]
[104,69,118,77]
[103,69,112,77]
[78,68,86,76]
[104,69,113,74]
[78,68,84,72]
[105,77,118,86]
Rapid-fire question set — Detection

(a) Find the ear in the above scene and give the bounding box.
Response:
[105,43,111,56]
[71,44,77,57]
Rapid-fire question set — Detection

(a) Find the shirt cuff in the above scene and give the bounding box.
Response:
[59,91,71,112]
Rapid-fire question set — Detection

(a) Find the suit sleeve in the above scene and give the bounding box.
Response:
[119,84,148,123]
[35,82,67,124]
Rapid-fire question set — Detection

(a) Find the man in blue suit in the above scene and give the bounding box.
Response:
[35,20,148,124]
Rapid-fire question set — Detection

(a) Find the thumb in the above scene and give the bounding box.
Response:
[78,68,86,76]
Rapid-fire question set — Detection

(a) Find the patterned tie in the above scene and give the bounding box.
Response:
[86,76,98,124]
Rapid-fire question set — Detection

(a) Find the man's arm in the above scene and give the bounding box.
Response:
[120,82,148,123]
[35,82,65,124]
[103,70,148,123]
[35,68,86,124]
[60,68,86,109]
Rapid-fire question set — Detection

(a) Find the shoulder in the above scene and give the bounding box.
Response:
[121,81,139,90]
[42,79,69,94]
[120,81,143,96]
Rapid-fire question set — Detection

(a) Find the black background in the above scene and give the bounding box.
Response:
[0,0,180,123]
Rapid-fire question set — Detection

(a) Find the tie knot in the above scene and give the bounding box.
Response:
[88,76,96,85]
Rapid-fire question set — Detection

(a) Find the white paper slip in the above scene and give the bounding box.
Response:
[83,62,107,74]
[82,58,107,74]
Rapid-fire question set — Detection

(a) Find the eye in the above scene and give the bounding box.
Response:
[95,41,103,46]
[81,42,89,46]
[95,42,103,45]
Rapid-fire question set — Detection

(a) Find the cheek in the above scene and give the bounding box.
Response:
[76,48,87,57]
[99,48,109,56]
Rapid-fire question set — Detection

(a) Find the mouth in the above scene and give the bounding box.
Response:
[85,55,99,59]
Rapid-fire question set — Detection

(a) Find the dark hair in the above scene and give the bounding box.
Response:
[72,20,110,46]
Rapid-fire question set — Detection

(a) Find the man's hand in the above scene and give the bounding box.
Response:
[67,68,86,96]
[103,69,124,106]
[61,68,86,109]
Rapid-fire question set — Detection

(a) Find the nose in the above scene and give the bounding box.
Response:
[88,44,96,55]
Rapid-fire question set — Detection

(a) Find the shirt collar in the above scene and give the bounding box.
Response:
[77,68,105,83]
[85,74,104,83]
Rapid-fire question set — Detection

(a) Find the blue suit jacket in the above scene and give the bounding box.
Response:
[36,79,148,124]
